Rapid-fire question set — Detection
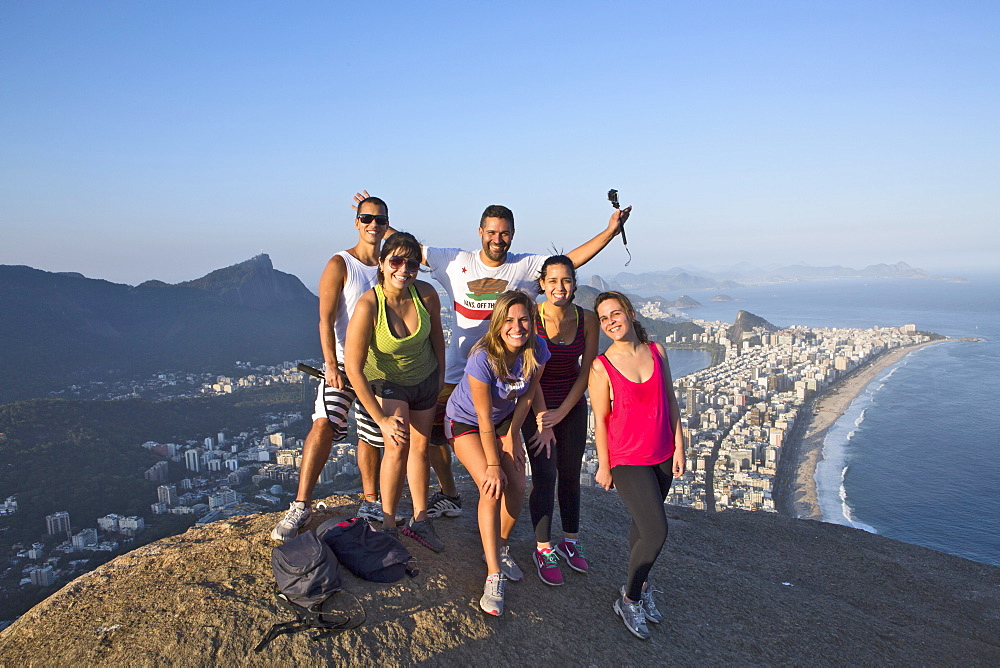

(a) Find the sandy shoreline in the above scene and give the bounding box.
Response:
[781,340,944,520]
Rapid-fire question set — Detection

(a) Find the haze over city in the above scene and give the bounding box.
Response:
[2,1,998,290]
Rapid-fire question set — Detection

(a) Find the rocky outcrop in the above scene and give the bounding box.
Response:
[1,483,998,666]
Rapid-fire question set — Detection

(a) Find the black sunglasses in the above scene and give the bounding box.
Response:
[387,256,420,271]
[357,214,389,226]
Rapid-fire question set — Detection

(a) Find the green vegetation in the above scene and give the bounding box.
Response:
[0,385,301,546]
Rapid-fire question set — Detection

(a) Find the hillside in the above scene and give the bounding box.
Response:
[1,483,997,665]
[0,255,319,403]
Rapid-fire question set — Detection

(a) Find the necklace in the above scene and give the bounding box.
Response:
[540,303,577,345]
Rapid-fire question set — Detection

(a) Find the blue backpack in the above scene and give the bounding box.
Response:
[255,531,362,651]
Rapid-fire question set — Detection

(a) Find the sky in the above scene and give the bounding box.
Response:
[2,1,998,290]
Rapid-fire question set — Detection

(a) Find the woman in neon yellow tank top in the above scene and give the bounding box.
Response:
[345,232,447,553]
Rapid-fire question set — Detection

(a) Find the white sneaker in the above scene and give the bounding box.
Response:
[480,572,506,616]
[270,501,311,542]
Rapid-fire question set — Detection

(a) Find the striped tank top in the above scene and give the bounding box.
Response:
[536,303,586,409]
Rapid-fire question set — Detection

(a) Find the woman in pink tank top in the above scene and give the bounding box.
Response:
[588,291,685,640]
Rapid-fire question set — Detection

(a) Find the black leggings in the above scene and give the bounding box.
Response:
[612,458,674,601]
[522,403,588,543]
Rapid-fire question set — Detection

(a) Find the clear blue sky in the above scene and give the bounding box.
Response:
[2,1,998,289]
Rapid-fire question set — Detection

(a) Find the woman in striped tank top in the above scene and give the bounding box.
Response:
[588,291,685,641]
[521,255,599,586]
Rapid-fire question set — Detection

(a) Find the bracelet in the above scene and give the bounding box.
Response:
[486,464,500,467]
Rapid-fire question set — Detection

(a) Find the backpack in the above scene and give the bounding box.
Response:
[255,531,364,652]
[317,516,418,582]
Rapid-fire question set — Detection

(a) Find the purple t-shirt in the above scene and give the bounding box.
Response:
[446,335,551,426]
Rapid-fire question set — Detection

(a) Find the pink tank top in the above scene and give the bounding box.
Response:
[597,345,675,468]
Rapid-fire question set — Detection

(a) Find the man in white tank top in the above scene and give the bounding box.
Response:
[271,196,393,542]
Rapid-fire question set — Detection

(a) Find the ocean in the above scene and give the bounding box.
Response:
[639,274,1000,567]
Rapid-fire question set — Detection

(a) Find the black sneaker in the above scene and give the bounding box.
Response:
[401,517,445,552]
[427,491,462,518]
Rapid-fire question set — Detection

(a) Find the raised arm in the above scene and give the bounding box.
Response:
[588,357,614,490]
[351,190,432,266]
[654,343,685,477]
[565,205,632,269]
[318,255,348,389]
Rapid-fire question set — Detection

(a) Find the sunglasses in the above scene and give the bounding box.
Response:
[357,214,390,226]
[387,256,420,271]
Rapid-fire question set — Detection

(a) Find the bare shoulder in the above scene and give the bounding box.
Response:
[320,254,348,284]
[590,355,608,375]
[415,280,438,299]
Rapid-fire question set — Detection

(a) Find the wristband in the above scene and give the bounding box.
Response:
[487,464,500,467]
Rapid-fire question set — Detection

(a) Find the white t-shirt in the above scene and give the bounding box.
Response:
[425,246,546,383]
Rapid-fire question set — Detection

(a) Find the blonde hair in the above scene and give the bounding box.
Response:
[471,290,542,382]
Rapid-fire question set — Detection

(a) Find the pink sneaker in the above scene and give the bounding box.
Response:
[533,547,564,586]
[555,539,589,573]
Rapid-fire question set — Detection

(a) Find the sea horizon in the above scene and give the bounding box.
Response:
[640,274,999,567]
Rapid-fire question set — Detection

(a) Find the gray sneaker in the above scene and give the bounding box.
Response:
[614,595,650,640]
[480,572,506,616]
[500,545,523,581]
[481,546,524,581]
[270,501,311,542]
[401,518,445,553]
[358,499,404,525]
[621,584,663,624]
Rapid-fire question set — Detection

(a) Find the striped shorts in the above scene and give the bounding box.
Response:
[310,366,384,447]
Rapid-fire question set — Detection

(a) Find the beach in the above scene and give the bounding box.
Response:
[781,340,943,520]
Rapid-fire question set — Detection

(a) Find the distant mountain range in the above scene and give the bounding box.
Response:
[0,255,319,403]
[589,261,957,293]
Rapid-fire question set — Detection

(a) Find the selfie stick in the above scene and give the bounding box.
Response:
[607,189,631,266]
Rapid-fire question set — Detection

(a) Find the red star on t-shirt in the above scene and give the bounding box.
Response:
[461,267,467,273]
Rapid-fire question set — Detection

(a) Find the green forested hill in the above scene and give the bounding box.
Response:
[0,386,301,545]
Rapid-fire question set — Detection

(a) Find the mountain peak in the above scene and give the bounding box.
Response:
[181,254,313,308]
[1,483,997,664]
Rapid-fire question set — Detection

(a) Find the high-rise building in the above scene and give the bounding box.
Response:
[157,484,178,507]
[72,528,98,549]
[45,511,71,537]
[30,566,56,587]
[144,460,169,482]
[97,514,121,532]
[184,448,201,473]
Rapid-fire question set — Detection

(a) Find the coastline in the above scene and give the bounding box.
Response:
[781,339,944,520]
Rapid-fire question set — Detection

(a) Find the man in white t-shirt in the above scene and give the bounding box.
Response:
[416,202,631,517]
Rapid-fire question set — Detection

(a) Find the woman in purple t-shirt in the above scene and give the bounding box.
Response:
[445,290,551,616]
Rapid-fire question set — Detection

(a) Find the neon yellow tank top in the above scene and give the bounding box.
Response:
[363,284,437,385]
